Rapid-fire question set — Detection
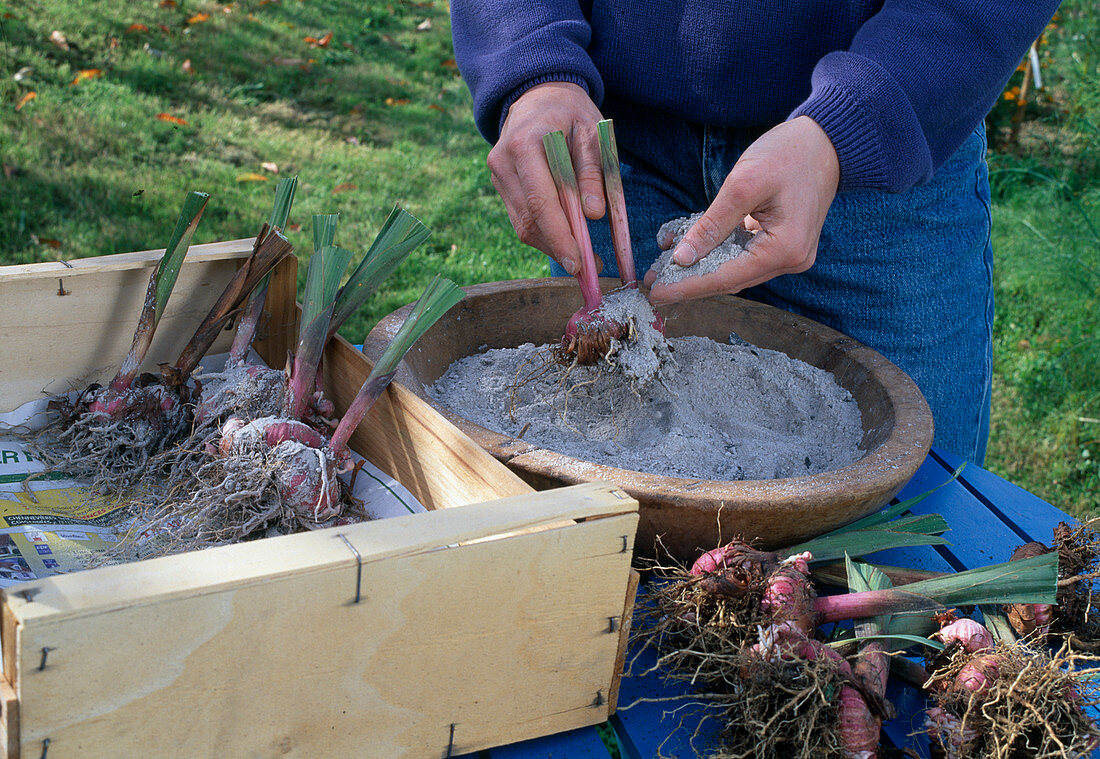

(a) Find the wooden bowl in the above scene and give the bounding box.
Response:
[364,278,933,560]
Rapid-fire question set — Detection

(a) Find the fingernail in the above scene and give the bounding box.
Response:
[583,194,600,212]
[562,258,577,275]
[672,243,696,266]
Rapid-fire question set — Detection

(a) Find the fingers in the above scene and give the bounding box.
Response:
[486,81,605,274]
[648,230,815,304]
[569,121,606,220]
[488,136,582,274]
[643,117,839,306]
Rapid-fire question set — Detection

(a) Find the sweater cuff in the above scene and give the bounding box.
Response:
[789,52,933,194]
[497,73,594,138]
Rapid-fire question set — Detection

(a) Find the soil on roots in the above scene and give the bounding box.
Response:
[710,647,848,759]
[31,381,193,494]
[923,641,1100,758]
[102,443,357,563]
[1051,520,1100,648]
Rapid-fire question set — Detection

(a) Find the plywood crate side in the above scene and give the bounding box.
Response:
[4,484,639,759]
[0,241,256,413]
[0,243,640,758]
[321,334,532,509]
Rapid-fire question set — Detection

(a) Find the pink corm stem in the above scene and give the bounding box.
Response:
[597,119,636,287]
[328,372,392,459]
[814,588,943,625]
[543,131,603,327]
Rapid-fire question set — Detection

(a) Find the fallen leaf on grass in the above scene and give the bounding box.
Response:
[159,0,177,7]
[156,112,188,125]
[70,69,103,86]
[15,92,36,111]
[49,31,70,50]
[441,58,456,69]
[158,23,172,33]
[187,12,210,24]
[261,161,278,173]
[304,31,333,47]
[182,59,194,74]
[331,183,357,194]
[384,97,410,106]
[127,23,149,33]
[237,173,268,183]
[428,103,445,112]
[13,67,33,82]
[109,36,120,48]
[34,236,63,249]
[416,18,432,31]
[287,222,301,232]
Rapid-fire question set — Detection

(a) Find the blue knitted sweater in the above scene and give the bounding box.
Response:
[451,1,1059,193]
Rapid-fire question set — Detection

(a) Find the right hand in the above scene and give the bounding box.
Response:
[487,81,605,275]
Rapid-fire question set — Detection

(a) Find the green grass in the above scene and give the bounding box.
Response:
[0,0,542,336]
[1,0,1097,515]
[982,3,1100,516]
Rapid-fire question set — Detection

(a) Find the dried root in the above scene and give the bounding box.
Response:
[1005,520,1100,646]
[922,640,1100,758]
[632,551,777,690]
[709,629,849,759]
[31,379,192,493]
[103,441,362,564]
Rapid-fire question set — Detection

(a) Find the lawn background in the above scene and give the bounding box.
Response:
[2,0,1097,515]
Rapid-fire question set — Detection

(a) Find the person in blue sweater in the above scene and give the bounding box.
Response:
[451,2,1060,464]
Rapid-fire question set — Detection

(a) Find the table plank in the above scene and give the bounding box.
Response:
[613,642,722,759]
[892,453,1025,570]
[486,725,611,758]
[934,448,1072,542]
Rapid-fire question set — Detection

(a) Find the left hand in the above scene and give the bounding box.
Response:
[644,116,840,304]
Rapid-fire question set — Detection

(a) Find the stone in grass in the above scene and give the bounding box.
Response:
[649,213,755,285]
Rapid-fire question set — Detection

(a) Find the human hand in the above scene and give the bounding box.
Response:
[487,81,605,275]
[643,116,840,304]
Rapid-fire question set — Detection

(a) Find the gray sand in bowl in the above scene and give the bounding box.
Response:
[428,334,865,482]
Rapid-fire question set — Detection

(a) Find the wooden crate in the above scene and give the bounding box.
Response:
[0,242,639,759]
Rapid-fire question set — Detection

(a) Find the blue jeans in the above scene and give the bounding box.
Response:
[551,99,994,463]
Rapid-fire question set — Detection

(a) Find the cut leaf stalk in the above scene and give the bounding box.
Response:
[542,130,626,364]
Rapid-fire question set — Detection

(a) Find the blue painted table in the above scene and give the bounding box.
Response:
[462,448,1090,759]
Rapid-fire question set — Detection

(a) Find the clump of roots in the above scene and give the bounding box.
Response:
[710,642,847,759]
[33,378,193,493]
[102,443,359,564]
[632,553,775,689]
[1051,520,1100,647]
[923,641,1100,758]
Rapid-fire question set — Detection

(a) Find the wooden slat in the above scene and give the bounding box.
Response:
[6,484,638,759]
[311,334,532,511]
[0,244,253,413]
[251,251,298,374]
[0,675,17,759]
[608,569,640,714]
[0,239,256,282]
